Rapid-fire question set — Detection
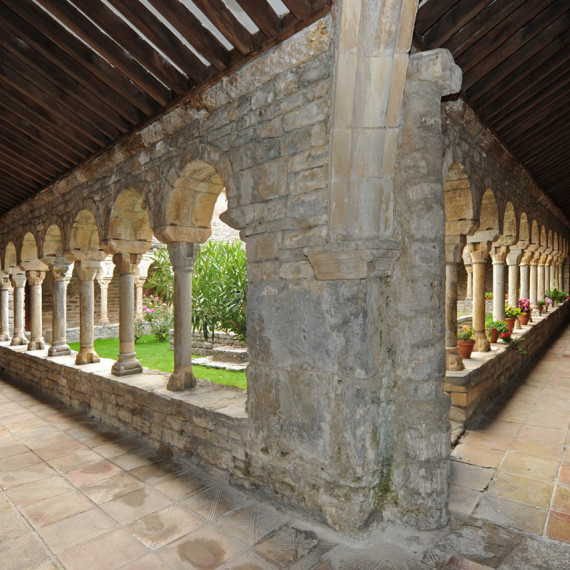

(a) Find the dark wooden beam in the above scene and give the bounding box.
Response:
[0,3,153,118]
[415,0,464,35]
[105,0,210,83]
[281,0,311,20]
[0,139,61,180]
[234,0,281,37]
[0,157,48,187]
[0,169,38,193]
[148,0,230,71]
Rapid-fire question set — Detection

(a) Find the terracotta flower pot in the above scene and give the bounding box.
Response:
[519,313,529,326]
[457,339,475,359]
[488,327,499,343]
[505,317,516,332]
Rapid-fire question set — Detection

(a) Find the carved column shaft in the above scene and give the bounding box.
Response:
[537,257,546,301]
[529,262,538,308]
[10,272,27,346]
[470,244,490,352]
[48,263,72,357]
[26,270,46,350]
[75,261,101,365]
[490,247,508,321]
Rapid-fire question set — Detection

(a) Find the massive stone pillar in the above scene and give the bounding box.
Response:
[0,274,11,342]
[507,249,522,309]
[469,243,490,352]
[445,237,465,371]
[26,270,46,350]
[111,253,143,376]
[490,246,507,321]
[95,270,111,325]
[10,272,27,346]
[47,262,73,357]
[75,261,102,365]
[167,242,199,391]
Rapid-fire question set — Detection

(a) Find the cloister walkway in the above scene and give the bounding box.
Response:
[0,328,569,568]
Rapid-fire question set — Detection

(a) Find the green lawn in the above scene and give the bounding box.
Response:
[68,335,247,390]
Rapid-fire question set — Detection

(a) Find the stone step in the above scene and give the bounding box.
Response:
[211,345,248,364]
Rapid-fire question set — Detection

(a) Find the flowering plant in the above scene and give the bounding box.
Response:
[504,304,521,319]
[500,330,527,354]
[545,297,552,305]
[537,298,546,307]
[487,320,509,340]
[141,295,173,342]
[457,325,473,341]
[518,298,531,314]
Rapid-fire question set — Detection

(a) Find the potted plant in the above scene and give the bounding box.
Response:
[499,329,528,355]
[457,325,475,359]
[518,298,531,326]
[504,305,521,332]
[544,297,552,312]
[487,320,508,343]
[537,298,546,314]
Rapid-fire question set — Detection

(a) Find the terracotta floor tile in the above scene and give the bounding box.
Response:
[0,443,30,459]
[523,412,570,430]
[461,431,514,451]
[225,550,281,569]
[473,494,547,535]
[64,459,124,486]
[181,485,248,522]
[158,525,245,569]
[0,451,42,472]
[100,487,173,525]
[92,439,140,459]
[559,464,570,485]
[470,419,520,437]
[34,439,87,461]
[126,505,205,549]
[48,449,103,473]
[20,490,93,528]
[500,451,561,482]
[120,554,170,569]
[0,532,55,570]
[0,509,33,541]
[0,462,55,489]
[80,472,146,504]
[510,438,565,461]
[6,475,74,507]
[58,528,149,570]
[450,444,505,469]
[37,507,119,554]
[517,425,568,444]
[129,459,188,485]
[551,484,570,515]
[152,471,211,501]
[546,511,570,543]
[486,471,554,509]
[450,461,494,492]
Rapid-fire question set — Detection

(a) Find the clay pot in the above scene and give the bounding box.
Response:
[519,313,529,326]
[505,317,516,332]
[488,327,499,343]
[457,339,475,359]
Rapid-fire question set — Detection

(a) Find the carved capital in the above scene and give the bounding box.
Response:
[10,272,26,288]
[490,246,508,265]
[167,242,199,273]
[0,273,11,291]
[113,252,142,275]
[466,243,488,265]
[408,49,462,96]
[26,270,45,287]
[76,260,103,282]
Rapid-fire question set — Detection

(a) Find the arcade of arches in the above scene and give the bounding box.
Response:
[0,3,568,536]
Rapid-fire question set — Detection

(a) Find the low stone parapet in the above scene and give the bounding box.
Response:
[446,302,570,442]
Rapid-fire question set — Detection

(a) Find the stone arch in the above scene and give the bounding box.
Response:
[20,232,39,264]
[105,188,153,254]
[501,202,517,243]
[443,163,476,236]
[519,212,530,242]
[43,224,65,259]
[531,220,540,245]
[4,242,17,272]
[68,209,104,260]
[479,189,499,232]
[547,229,553,250]
[540,225,547,248]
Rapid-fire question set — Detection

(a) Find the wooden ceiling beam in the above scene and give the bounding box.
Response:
[105,0,210,83]
[0,59,115,145]
[0,1,154,117]
[234,0,281,37]
[0,157,48,187]
[0,169,37,193]
[505,109,570,153]
[415,0,462,34]
[0,42,132,135]
[148,0,230,71]
[281,0,311,20]
[0,141,60,180]
[71,0,189,96]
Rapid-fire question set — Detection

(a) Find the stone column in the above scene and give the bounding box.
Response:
[519,250,532,301]
[507,249,522,309]
[550,259,557,289]
[111,253,143,376]
[544,256,551,293]
[529,255,539,309]
[26,270,46,350]
[75,261,102,365]
[490,246,507,321]
[445,237,465,371]
[10,272,27,346]
[47,263,73,357]
[537,255,547,301]
[135,271,145,320]
[470,243,490,352]
[167,242,199,391]
[0,274,11,341]
[95,271,111,325]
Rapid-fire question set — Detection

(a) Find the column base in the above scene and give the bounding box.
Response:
[445,347,465,371]
[0,332,11,342]
[48,342,72,357]
[99,318,110,325]
[112,353,143,376]
[473,331,490,352]
[167,366,196,391]
[75,348,101,365]
[11,333,28,346]
[27,338,45,351]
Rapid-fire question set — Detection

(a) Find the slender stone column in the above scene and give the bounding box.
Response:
[75,261,102,365]
[544,257,551,293]
[470,243,490,352]
[550,259,556,289]
[537,255,547,301]
[26,270,46,350]
[95,271,111,325]
[135,272,145,320]
[529,256,539,309]
[111,253,143,376]
[445,237,465,371]
[507,250,522,309]
[490,246,508,321]
[167,242,199,391]
[47,263,73,357]
[462,248,473,301]
[10,272,27,346]
[519,251,532,301]
[0,274,11,341]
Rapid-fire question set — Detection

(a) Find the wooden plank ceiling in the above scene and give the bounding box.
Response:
[416,0,570,222]
[0,0,331,215]
[0,1,568,223]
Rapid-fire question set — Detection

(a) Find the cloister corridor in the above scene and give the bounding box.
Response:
[0,322,568,569]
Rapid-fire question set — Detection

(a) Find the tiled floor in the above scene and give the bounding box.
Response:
[450,327,570,543]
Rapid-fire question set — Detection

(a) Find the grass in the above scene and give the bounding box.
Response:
[68,334,247,390]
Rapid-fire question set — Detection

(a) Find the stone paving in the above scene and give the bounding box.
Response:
[1,327,570,568]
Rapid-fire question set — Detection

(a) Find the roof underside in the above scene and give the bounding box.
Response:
[0,0,569,222]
